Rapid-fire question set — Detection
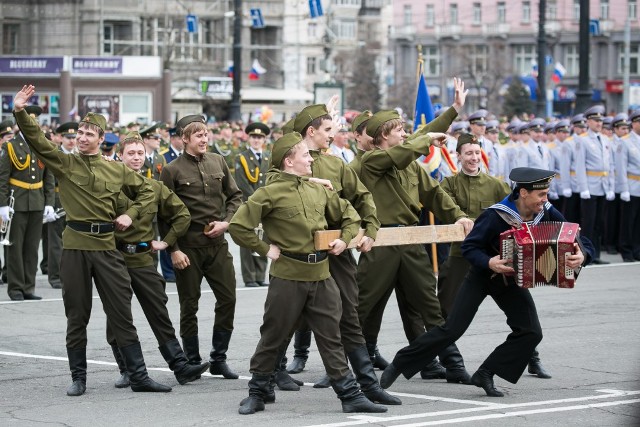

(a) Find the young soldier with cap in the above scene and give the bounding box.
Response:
[235,122,270,288]
[159,114,243,380]
[617,110,640,262]
[0,119,14,146]
[0,104,55,301]
[105,132,210,388]
[12,84,168,396]
[574,105,615,264]
[229,132,386,415]
[163,126,183,164]
[467,109,492,171]
[355,78,475,385]
[140,123,167,180]
[101,132,120,160]
[380,167,594,396]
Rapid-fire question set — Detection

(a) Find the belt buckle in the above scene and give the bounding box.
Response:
[125,244,137,254]
[90,223,101,233]
[307,253,317,263]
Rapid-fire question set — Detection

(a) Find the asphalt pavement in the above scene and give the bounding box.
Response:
[0,240,639,426]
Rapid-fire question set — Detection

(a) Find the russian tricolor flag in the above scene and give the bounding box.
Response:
[552,62,566,84]
[249,59,267,81]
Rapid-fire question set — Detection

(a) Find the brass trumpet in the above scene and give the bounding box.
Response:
[0,189,15,246]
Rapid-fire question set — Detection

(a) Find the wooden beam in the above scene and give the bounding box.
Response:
[314,224,466,250]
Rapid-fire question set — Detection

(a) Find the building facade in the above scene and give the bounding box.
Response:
[390,0,640,116]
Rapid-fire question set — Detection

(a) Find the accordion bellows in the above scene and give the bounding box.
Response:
[500,222,580,288]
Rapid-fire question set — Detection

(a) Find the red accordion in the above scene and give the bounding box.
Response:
[499,221,580,288]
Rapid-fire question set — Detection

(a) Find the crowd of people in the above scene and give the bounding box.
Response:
[1,78,632,415]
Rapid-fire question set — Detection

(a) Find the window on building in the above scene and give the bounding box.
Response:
[307,57,317,74]
[450,3,458,24]
[471,45,489,74]
[618,43,639,75]
[103,24,114,55]
[102,21,133,56]
[573,0,580,21]
[403,4,412,26]
[426,4,435,27]
[497,2,506,24]
[565,44,579,76]
[522,1,531,23]
[473,3,482,25]
[332,20,356,40]
[308,22,317,38]
[424,46,440,77]
[547,0,557,20]
[2,24,20,54]
[630,0,638,19]
[600,0,609,19]
[513,44,537,75]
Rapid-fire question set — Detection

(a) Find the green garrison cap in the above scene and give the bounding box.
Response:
[456,133,480,152]
[123,131,143,144]
[272,132,303,168]
[81,112,107,132]
[282,117,296,135]
[510,167,555,190]
[176,114,206,136]
[25,105,43,117]
[351,110,372,133]
[366,110,401,138]
[293,104,329,134]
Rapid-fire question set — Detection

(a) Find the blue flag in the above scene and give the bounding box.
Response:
[414,68,434,131]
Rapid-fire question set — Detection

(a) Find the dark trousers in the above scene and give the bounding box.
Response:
[106,264,176,346]
[239,246,267,283]
[60,249,139,349]
[603,196,621,251]
[174,240,236,338]
[580,195,606,259]
[392,268,542,384]
[250,276,349,379]
[358,244,443,343]
[437,255,471,318]
[40,223,48,273]
[7,211,42,297]
[329,250,366,352]
[47,216,65,284]
[563,193,581,224]
[620,196,640,260]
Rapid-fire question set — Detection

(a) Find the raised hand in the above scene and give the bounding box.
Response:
[452,78,468,112]
[13,85,36,111]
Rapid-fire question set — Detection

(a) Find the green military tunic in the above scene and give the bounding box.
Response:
[229,171,360,378]
[0,133,55,297]
[14,108,155,349]
[437,171,510,315]
[356,106,467,343]
[140,150,167,181]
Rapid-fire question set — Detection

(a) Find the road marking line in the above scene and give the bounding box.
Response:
[388,392,500,407]
[305,389,640,427]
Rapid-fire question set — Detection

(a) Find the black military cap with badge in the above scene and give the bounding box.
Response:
[140,123,161,139]
[56,121,79,137]
[0,119,15,137]
[245,122,270,138]
[510,167,555,190]
[25,105,43,118]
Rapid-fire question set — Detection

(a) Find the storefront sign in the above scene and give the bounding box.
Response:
[72,57,123,74]
[0,57,63,74]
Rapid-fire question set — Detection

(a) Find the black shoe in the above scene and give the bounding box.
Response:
[379,363,401,389]
[66,347,87,396]
[239,374,271,415]
[111,346,130,388]
[363,388,402,405]
[258,281,269,286]
[347,346,402,405]
[9,293,24,301]
[119,342,172,393]
[115,372,130,388]
[634,254,640,261]
[286,357,306,374]
[331,373,387,413]
[66,380,86,396]
[23,293,42,300]
[592,258,610,265]
[238,396,265,415]
[313,374,331,388]
[420,359,446,380]
[528,360,552,379]
[623,257,635,263]
[470,368,504,397]
[210,361,239,379]
[275,370,301,391]
[446,368,472,384]
[209,330,239,379]
[244,281,260,287]
[50,280,62,289]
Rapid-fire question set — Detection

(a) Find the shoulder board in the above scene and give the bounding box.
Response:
[159,148,169,155]
[622,134,630,139]
[579,132,588,137]
[565,136,574,141]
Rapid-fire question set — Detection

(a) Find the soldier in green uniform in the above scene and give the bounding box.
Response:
[229,132,386,415]
[159,114,243,380]
[12,84,170,397]
[105,132,210,388]
[0,119,15,285]
[0,105,55,301]
[140,123,167,180]
[234,122,270,287]
[355,78,475,384]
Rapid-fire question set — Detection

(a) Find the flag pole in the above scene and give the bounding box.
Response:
[415,45,440,275]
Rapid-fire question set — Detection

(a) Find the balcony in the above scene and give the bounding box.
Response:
[482,22,510,38]
[390,25,416,41]
[435,24,462,40]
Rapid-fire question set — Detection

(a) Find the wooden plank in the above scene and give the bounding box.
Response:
[314,224,466,250]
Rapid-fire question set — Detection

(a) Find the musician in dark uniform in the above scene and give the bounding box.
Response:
[380,167,595,397]
[234,122,270,287]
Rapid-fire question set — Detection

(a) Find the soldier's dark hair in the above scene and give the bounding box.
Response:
[78,122,104,138]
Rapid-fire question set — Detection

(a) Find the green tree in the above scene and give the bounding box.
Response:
[345,49,381,112]
[502,76,534,117]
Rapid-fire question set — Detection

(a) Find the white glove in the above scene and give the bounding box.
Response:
[621,191,631,202]
[605,191,615,201]
[0,205,14,222]
[580,190,591,200]
[43,205,57,223]
[562,188,572,198]
[548,190,559,200]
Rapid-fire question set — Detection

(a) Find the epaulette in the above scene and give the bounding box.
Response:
[565,136,574,141]
[159,148,169,155]
[579,132,588,137]
[622,134,630,139]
